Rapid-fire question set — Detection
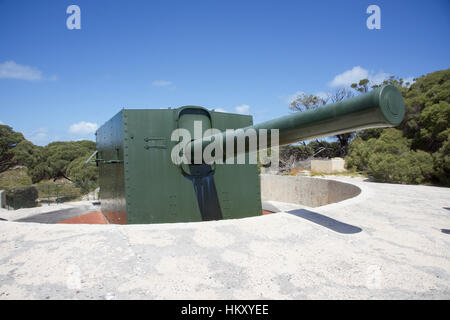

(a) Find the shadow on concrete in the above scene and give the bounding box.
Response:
[441,229,450,234]
[286,209,362,234]
[16,206,93,224]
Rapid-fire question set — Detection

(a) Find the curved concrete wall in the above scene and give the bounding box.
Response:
[260,174,361,207]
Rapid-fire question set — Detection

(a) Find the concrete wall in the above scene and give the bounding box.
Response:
[311,158,346,173]
[260,174,361,207]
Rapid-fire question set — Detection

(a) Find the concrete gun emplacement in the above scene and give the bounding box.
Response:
[95,85,405,224]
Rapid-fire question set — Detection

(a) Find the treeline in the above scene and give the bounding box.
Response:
[2,68,448,189]
[0,126,98,192]
[281,68,449,186]
[278,140,343,172]
[346,68,449,185]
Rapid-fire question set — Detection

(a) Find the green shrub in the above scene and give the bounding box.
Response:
[29,163,51,183]
[345,137,372,171]
[367,150,433,184]
[0,167,32,190]
[346,129,409,170]
[12,140,43,168]
[433,136,450,185]
[347,129,434,184]
[66,156,98,193]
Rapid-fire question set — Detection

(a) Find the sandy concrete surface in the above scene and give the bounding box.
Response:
[0,176,449,299]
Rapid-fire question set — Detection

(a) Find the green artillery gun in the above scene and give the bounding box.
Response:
[94,85,404,224]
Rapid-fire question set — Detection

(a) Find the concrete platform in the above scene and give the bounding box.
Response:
[0,176,449,299]
[0,200,99,222]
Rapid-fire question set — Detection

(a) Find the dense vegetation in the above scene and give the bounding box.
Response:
[285,68,449,186]
[0,125,98,193]
[346,68,449,185]
[277,140,342,173]
[346,128,435,184]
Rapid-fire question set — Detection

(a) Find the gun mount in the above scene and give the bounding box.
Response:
[95,85,404,224]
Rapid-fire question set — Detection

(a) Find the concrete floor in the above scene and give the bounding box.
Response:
[0,176,449,299]
[0,200,99,222]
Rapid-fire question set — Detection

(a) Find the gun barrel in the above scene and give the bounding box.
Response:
[186,84,405,160]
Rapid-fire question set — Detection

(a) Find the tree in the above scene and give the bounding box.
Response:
[278,140,341,172]
[0,124,25,172]
[350,78,370,93]
[25,140,98,185]
[307,140,341,158]
[433,136,450,186]
[399,69,450,153]
[347,69,450,186]
[289,93,327,112]
[13,140,43,168]
[346,129,434,184]
[40,140,97,181]
[289,88,355,157]
[350,78,385,142]
[328,88,355,156]
[278,144,313,172]
[66,156,98,193]
[29,163,51,183]
[351,76,411,142]
[0,124,99,193]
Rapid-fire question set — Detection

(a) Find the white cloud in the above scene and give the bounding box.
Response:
[329,66,368,87]
[329,66,390,87]
[0,61,42,81]
[235,104,250,115]
[0,120,3,125]
[26,128,50,146]
[152,80,172,87]
[69,121,98,135]
[285,91,305,104]
[370,71,390,85]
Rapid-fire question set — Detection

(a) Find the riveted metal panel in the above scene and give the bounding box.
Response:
[124,109,200,224]
[97,108,262,224]
[97,110,127,224]
[208,111,262,220]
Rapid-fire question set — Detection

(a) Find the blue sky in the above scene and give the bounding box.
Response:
[0,0,449,145]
